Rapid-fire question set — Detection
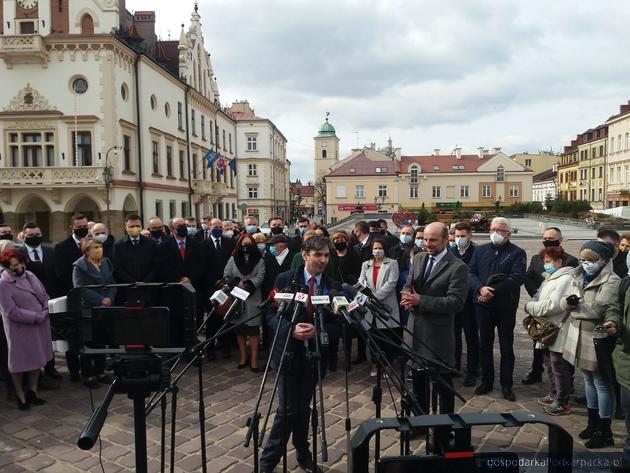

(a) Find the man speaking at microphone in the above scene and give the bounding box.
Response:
[260,235,339,473]
[401,222,468,415]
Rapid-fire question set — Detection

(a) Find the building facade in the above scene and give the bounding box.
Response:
[532,167,557,207]
[229,100,290,224]
[557,140,579,202]
[576,126,607,210]
[0,1,289,242]
[511,152,559,175]
[606,101,630,208]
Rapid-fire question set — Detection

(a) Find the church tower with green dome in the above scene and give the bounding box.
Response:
[314,113,340,186]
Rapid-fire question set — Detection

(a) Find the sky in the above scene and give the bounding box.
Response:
[127,0,630,182]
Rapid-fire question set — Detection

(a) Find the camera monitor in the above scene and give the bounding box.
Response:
[378,452,520,473]
[86,306,170,347]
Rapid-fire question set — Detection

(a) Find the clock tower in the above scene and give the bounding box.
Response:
[314,114,339,186]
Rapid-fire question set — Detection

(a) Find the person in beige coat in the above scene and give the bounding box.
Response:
[561,241,620,448]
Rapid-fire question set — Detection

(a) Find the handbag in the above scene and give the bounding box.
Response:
[593,331,617,383]
[522,315,560,346]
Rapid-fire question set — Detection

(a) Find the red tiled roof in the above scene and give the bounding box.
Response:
[327,152,400,177]
[399,154,494,173]
[608,100,630,121]
[155,40,179,74]
[290,183,315,197]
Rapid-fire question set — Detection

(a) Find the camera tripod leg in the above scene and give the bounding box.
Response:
[161,394,167,473]
[197,353,208,473]
[170,386,179,473]
[131,391,149,473]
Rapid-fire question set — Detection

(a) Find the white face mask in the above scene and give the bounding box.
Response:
[490,232,504,245]
[456,236,468,249]
[201,223,209,231]
[415,239,424,248]
[372,249,385,259]
[581,261,600,275]
[224,230,234,238]
[94,233,108,243]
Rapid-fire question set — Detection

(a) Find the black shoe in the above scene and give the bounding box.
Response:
[475,383,493,395]
[584,419,614,449]
[463,375,477,387]
[352,355,367,365]
[17,396,30,411]
[25,390,45,406]
[298,458,323,473]
[45,368,63,380]
[502,386,516,402]
[579,408,600,439]
[521,372,543,385]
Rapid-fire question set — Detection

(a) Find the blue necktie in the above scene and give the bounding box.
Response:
[423,257,435,284]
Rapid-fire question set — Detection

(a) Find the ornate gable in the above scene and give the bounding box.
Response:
[3,83,57,112]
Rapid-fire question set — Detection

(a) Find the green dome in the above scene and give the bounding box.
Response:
[316,118,337,138]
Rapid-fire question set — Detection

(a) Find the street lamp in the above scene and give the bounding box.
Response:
[103,145,121,229]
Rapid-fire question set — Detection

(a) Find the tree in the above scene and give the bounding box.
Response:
[417,202,429,225]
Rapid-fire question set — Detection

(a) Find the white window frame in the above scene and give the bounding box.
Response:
[496,166,505,182]
[432,186,441,198]
[509,185,519,198]
[410,186,418,198]
[248,186,258,198]
[460,185,469,198]
[336,186,347,198]
[378,185,388,198]
[409,165,419,183]
[248,163,257,176]
[482,185,492,198]
[355,185,365,198]
[247,135,257,151]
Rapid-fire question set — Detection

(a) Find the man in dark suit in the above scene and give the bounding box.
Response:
[195,215,212,241]
[469,217,526,402]
[147,217,167,245]
[202,218,235,359]
[156,217,205,288]
[401,222,468,415]
[53,213,90,381]
[0,223,14,241]
[522,226,578,385]
[377,219,401,259]
[260,235,339,473]
[353,220,373,263]
[112,214,158,284]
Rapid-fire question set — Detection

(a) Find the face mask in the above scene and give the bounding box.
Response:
[94,233,108,244]
[415,239,424,248]
[256,243,265,253]
[490,232,504,245]
[543,239,560,248]
[268,246,278,256]
[246,225,258,234]
[400,234,412,245]
[242,244,255,254]
[223,230,234,239]
[271,226,284,235]
[187,227,197,237]
[12,266,25,277]
[299,227,308,236]
[449,241,457,249]
[581,261,600,275]
[456,236,468,249]
[0,233,13,241]
[372,249,385,258]
[201,223,209,231]
[334,241,348,251]
[150,229,163,239]
[24,236,42,247]
[175,226,188,238]
[89,247,104,260]
[211,228,223,239]
[543,263,557,274]
[127,227,142,238]
[74,227,89,239]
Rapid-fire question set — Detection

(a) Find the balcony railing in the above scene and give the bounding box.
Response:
[0,35,48,68]
[192,180,226,195]
[0,166,105,186]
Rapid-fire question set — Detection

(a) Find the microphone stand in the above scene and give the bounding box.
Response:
[309,301,329,470]
[341,320,352,473]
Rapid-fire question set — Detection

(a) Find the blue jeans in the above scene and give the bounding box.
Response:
[582,369,613,419]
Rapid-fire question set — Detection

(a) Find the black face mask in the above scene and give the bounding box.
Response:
[0,233,13,241]
[175,226,188,238]
[74,227,89,239]
[334,241,348,251]
[241,244,255,254]
[150,230,163,239]
[542,239,561,248]
[25,236,42,248]
[270,226,284,235]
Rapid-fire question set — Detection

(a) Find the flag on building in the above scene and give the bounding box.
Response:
[205,148,221,168]
[228,157,237,175]
[216,156,227,175]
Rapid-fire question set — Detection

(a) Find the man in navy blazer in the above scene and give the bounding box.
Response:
[260,236,339,473]
[156,217,205,288]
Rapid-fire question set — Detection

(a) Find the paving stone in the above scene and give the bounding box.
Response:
[20,453,56,471]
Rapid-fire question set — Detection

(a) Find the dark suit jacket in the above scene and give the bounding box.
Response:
[524,250,579,297]
[54,236,83,296]
[353,235,374,263]
[156,236,205,288]
[112,235,158,283]
[262,250,295,299]
[203,236,234,289]
[25,244,58,298]
[266,266,341,371]
[403,250,468,367]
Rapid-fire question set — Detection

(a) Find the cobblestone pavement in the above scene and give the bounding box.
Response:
[0,238,627,472]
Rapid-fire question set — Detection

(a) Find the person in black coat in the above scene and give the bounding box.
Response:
[156,217,205,288]
[90,223,114,260]
[522,227,578,386]
[112,215,158,284]
[202,218,235,359]
[377,219,401,259]
[469,217,526,402]
[597,227,628,279]
[260,236,341,473]
[353,220,373,264]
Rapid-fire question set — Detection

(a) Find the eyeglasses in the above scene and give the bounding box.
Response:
[490,228,509,235]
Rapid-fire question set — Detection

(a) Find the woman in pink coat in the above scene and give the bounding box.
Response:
[0,248,52,410]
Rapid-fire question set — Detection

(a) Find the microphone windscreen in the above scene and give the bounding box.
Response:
[341,283,358,298]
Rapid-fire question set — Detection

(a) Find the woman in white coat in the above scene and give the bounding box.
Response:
[524,246,574,416]
[359,238,400,377]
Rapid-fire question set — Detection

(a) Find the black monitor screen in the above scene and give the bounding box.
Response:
[89,306,170,346]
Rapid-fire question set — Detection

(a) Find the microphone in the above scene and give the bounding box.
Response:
[329,290,367,327]
[222,284,252,322]
[312,287,329,347]
[350,281,391,313]
[274,286,299,319]
[341,283,390,320]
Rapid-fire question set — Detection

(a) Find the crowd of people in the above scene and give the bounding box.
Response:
[3,214,630,472]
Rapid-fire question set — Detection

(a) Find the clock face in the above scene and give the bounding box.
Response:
[321,141,327,148]
[18,0,38,10]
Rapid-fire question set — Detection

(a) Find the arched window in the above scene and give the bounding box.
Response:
[496,165,505,182]
[322,149,327,158]
[410,165,419,183]
[80,14,94,35]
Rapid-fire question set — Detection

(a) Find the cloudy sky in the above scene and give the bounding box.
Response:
[128,0,630,181]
